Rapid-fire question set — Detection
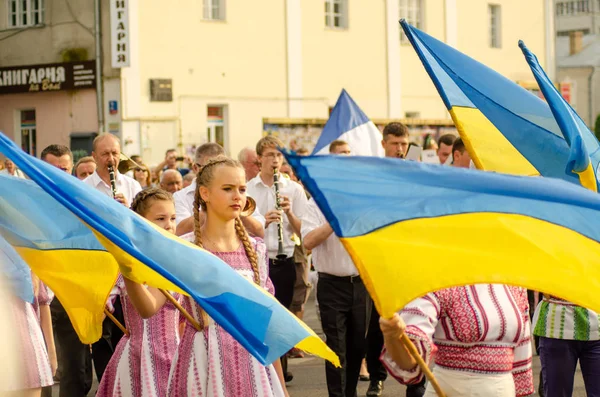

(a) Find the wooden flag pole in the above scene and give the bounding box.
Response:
[399,334,446,397]
[104,308,129,337]
[159,289,203,332]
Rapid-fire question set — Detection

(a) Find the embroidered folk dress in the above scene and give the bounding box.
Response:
[167,235,285,397]
[97,276,182,397]
[381,284,534,396]
[532,296,600,341]
[4,281,54,391]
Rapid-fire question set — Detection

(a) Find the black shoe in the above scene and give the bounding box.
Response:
[359,374,370,382]
[284,371,294,383]
[366,380,384,397]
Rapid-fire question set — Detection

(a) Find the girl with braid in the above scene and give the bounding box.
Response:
[121,157,288,396]
[97,187,182,397]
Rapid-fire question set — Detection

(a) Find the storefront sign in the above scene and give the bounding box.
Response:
[110,0,130,68]
[0,61,96,94]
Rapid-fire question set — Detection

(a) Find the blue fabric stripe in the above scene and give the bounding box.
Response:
[520,41,600,180]
[0,234,34,303]
[285,153,600,243]
[0,133,311,365]
[312,89,371,155]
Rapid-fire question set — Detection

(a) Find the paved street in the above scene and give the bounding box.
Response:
[51,291,587,396]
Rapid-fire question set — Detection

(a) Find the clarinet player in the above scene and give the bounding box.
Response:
[83,133,141,383]
[247,136,309,383]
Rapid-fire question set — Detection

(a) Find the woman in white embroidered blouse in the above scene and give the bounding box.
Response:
[379,284,534,397]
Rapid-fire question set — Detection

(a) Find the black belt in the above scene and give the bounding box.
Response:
[269,257,295,266]
[318,272,362,284]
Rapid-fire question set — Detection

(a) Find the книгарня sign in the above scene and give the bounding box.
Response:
[0,61,96,94]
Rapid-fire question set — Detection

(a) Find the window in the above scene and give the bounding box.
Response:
[558,0,591,15]
[325,0,347,29]
[203,0,225,21]
[489,4,501,48]
[399,0,423,43]
[7,0,44,28]
[20,109,36,156]
[207,106,226,148]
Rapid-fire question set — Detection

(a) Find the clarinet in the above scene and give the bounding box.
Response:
[273,168,287,261]
[108,165,117,199]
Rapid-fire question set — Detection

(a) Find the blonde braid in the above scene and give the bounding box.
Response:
[234,217,260,285]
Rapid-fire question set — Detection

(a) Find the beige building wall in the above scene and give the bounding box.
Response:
[558,66,600,126]
[123,0,552,163]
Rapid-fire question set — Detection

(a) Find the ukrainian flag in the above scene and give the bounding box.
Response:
[285,153,600,318]
[400,20,600,188]
[520,41,598,192]
[0,132,338,366]
[0,234,34,303]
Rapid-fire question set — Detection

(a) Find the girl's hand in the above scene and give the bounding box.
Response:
[379,313,406,340]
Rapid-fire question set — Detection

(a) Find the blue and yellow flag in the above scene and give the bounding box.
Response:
[0,234,33,303]
[519,41,599,192]
[399,20,600,188]
[0,132,338,366]
[286,153,600,318]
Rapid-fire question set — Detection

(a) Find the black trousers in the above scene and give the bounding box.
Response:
[317,273,369,397]
[366,300,426,397]
[269,257,297,377]
[92,298,125,382]
[50,299,93,397]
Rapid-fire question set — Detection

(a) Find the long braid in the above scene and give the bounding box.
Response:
[234,217,260,285]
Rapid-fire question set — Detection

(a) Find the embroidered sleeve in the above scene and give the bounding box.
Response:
[105,274,124,313]
[512,288,534,396]
[37,281,54,306]
[254,238,275,295]
[380,293,440,385]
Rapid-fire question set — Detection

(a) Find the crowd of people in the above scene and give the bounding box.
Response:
[1,122,599,397]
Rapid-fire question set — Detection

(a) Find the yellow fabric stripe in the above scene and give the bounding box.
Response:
[450,107,539,176]
[577,161,598,192]
[16,247,118,343]
[341,212,600,319]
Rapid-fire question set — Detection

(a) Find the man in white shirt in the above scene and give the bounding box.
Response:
[83,134,140,383]
[247,136,308,381]
[174,142,265,237]
[83,134,142,207]
[0,158,26,178]
[302,140,369,397]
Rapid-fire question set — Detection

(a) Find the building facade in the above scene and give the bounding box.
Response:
[0,0,554,165]
[555,0,600,35]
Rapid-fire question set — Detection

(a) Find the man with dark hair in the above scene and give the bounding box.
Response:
[451,137,472,168]
[40,145,73,174]
[381,122,410,158]
[41,144,93,397]
[437,134,457,165]
[153,148,191,177]
[328,140,351,155]
[366,122,426,397]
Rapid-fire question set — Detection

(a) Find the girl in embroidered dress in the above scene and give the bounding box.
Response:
[379,284,534,397]
[3,275,56,397]
[97,188,182,397]
[122,156,288,397]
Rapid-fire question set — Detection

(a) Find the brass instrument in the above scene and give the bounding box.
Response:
[118,153,141,174]
[240,196,256,217]
[273,168,287,260]
[108,164,118,198]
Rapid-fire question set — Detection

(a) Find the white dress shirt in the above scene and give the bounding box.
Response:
[83,170,142,206]
[0,169,26,179]
[247,173,308,259]
[301,198,358,277]
[173,179,266,227]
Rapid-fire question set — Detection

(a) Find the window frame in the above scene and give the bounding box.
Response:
[488,3,502,49]
[399,0,424,44]
[324,0,348,30]
[203,0,226,21]
[7,0,44,29]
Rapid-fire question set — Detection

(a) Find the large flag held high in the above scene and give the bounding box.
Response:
[285,153,600,318]
[519,40,599,192]
[312,89,384,156]
[0,132,338,367]
[399,20,600,189]
[0,234,33,303]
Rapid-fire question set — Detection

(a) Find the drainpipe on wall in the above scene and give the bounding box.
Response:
[94,0,105,134]
[589,66,597,127]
